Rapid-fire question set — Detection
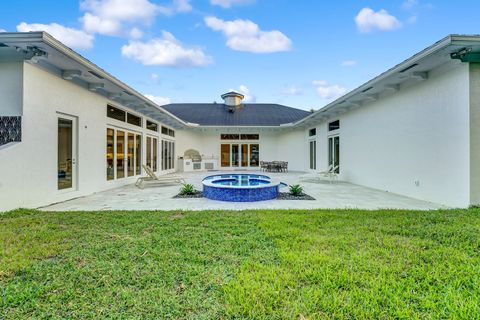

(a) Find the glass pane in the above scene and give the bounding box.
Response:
[146,120,158,132]
[106,128,114,181]
[116,131,125,179]
[171,142,175,169]
[153,138,158,171]
[328,138,333,167]
[241,144,248,167]
[309,141,314,170]
[249,144,259,167]
[313,141,316,170]
[240,134,259,140]
[136,134,141,175]
[127,133,134,177]
[107,105,126,122]
[161,140,165,170]
[221,144,230,167]
[127,113,142,127]
[232,144,239,167]
[334,136,340,173]
[146,137,152,169]
[58,118,73,190]
[221,134,240,140]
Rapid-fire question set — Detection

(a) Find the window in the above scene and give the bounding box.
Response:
[328,120,340,131]
[127,113,142,127]
[241,134,259,140]
[221,134,259,140]
[107,105,126,122]
[221,134,240,140]
[161,126,175,137]
[146,120,158,132]
[309,128,316,137]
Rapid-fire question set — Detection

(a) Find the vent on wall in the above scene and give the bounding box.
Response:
[0,116,22,146]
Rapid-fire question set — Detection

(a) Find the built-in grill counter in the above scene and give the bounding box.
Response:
[177,149,218,172]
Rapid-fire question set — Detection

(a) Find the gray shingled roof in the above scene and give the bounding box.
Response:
[161,103,311,126]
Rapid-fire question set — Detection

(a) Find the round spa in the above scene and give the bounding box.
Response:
[202,174,280,202]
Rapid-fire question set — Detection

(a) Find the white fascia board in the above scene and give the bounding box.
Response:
[0,32,192,128]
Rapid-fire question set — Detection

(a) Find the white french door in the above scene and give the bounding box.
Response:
[309,140,316,170]
[57,114,78,192]
[107,127,142,180]
[328,135,340,173]
[220,143,260,168]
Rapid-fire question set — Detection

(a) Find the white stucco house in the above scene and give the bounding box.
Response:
[1,32,480,211]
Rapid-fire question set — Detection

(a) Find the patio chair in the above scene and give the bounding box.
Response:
[300,165,336,182]
[135,165,186,189]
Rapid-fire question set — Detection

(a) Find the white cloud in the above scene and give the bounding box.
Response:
[204,16,291,53]
[341,60,357,67]
[281,85,302,96]
[80,0,191,38]
[172,0,193,13]
[313,81,347,99]
[210,0,254,8]
[16,22,94,49]
[145,94,171,106]
[0,29,6,32]
[121,31,212,67]
[354,8,401,33]
[229,85,256,102]
[80,0,157,37]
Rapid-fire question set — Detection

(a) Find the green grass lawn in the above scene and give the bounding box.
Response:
[1,209,479,319]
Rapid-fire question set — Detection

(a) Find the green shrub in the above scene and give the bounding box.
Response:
[289,184,303,196]
[179,183,196,195]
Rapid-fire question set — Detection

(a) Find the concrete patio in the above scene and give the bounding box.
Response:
[42,171,445,211]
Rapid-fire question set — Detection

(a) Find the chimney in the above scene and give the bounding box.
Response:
[221,91,244,112]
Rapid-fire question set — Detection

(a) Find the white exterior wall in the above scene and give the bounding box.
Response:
[312,63,471,207]
[0,62,172,211]
[176,128,287,170]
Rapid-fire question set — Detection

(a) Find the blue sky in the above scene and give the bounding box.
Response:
[1,0,479,110]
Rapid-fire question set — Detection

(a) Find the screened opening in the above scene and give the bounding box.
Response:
[309,128,316,136]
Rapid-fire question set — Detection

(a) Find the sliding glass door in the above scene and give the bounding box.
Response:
[58,116,77,191]
[106,128,142,180]
[220,143,260,168]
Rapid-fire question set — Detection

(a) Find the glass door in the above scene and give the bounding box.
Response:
[231,144,239,167]
[116,130,125,179]
[146,136,158,171]
[57,115,77,191]
[106,128,142,180]
[241,144,248,167]
[161,140,175,171]
[221,144,230,167]
[328,136,340,173]
[309,140,316,170]
[249,144,259,167]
